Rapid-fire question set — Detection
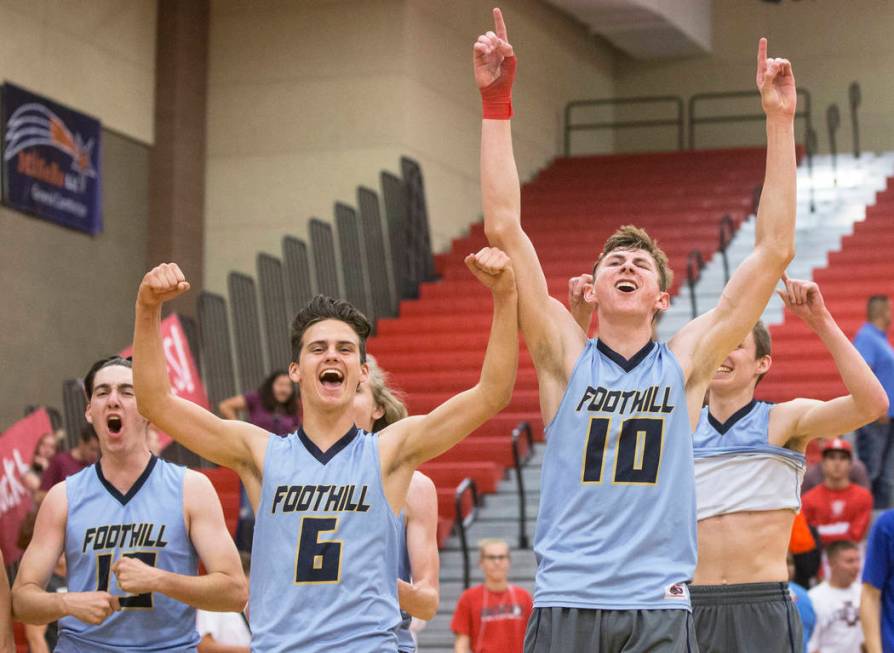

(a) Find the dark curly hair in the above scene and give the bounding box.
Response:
[290,295,371,363]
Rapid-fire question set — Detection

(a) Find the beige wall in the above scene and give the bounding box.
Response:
[205,0,616,295]
[614,0,894,153]
[0,132,150,431]
[0,0,157,144]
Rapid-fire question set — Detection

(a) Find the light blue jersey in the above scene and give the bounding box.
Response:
[57,456,199,652]
[693,401,806,520]
[397,519,415,653]
[250,427,403,652]
[533,339,696,611]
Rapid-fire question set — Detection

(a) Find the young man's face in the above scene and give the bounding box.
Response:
[479,542,511,585]
[84,365,148,456]
[290,319,368,415]
[710,331,771,396]
[821,450,852,483]
[588,248,668,324]
[829,547,861,587]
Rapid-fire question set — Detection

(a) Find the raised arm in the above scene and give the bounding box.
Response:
[13,484,119,626]
[112,471,247,612]
[133,264,267,477]
[771,277,889,449]
[568,274,595,335]
[398,472,440,620]
[670,38,796,384]
[476,9,584,378]
[380,248,517,479]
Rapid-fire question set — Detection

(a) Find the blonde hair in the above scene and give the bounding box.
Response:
[478,537,510,558]
[365,355,408,431]
[593,225,673,292]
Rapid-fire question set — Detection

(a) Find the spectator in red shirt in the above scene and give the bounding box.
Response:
[802,438,874,545]
[36,424,99,500]
[451,538,532,653]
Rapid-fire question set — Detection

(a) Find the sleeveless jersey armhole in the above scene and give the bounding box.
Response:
[372,434,405,527]
[544,339,596,435]
[662,343,692,435]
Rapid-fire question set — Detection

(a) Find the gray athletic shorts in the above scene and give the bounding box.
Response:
[523,607,698,653]
[691,582,802,653]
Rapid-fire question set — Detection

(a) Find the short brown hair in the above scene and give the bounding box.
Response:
[826,539,859,561]
[290,295,371,363]
[868,295,890,321]
[752,320,772,386]
[593,225,673,292]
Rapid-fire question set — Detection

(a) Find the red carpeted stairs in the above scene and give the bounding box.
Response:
[758,182,894,462]
[370,148,769,544]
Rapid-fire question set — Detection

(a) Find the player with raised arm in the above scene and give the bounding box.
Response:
[12,356,247,653]
[132,248,517,652]
[475,8,797,651]
[352,355,439,652]
[570,276,888,651]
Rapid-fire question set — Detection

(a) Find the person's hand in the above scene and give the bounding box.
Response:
[776,273,828,326]
[137,262,190,309]
[112,556,161,595]
[756,37,796,120]
[465,247,515,295]
[61,591,120,625]
[473,8,515,119]
[568,274,595,332]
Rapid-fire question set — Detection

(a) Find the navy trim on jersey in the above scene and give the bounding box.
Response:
[707,400,758,435]
[298,425,359,465]
[94,455,158,506]
[596,339,655,373]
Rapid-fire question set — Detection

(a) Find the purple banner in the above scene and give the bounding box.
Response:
[1,82,102,234]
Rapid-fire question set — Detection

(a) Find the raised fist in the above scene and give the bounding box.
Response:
[756,37,797,120]
[137,262,191,308]
[465,247,515,294]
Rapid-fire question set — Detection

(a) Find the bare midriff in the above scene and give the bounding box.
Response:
[693,509,795,585]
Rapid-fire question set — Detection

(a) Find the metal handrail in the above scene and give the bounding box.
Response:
[511,421,535,550]
[849,82,862,159]
[827,104,841,186]
[688,88,812,150]
[686,250,706,319]
[564,95,685,156]
[805,127,818,213]
[454,477,480,589]
[718,215,734,285]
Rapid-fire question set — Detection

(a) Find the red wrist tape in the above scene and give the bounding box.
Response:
[480,56,516,120]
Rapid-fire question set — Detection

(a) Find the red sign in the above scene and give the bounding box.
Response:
[121,314,209,450]
[0,409,51,563]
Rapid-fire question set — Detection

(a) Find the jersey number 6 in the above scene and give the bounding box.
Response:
[581,417,665,485]
[295,516,342,584]
[96,551,158,609]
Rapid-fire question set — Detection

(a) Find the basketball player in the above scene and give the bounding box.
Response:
[12,356,247,652]
[132,248,517,651]
[474,8,797,650]
[570,275,887,650]
[352,355,439,652]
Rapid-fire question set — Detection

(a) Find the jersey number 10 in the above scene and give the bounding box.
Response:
[581,417,664,485]
[95,551,158,609]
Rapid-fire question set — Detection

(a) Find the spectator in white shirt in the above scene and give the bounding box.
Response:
[808,540,864,653]
[197,552,251,653]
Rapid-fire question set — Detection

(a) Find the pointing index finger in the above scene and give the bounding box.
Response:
[493,8,508,42]
[757,37,767,76]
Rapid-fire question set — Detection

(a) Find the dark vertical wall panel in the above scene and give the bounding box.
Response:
[197,291,238,408]
[283,236,315,316]
[257,254,292,371]
[357,187,395,318]
[228,273,267,393]
[381,171,414,301]
[401,157,437,284]
[309,218,341,300]
[335,203,373,320]
[62,380,88,450]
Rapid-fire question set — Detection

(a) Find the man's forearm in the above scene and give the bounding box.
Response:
[155,571,246,612]
[812,314,889,417]
[862,584,883,653]
[755,118,796,259]
[398,579,438,621]
[12,584,67,625]
[477,287,519,409]
[132,302,172,416]
[481,120,521,243]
